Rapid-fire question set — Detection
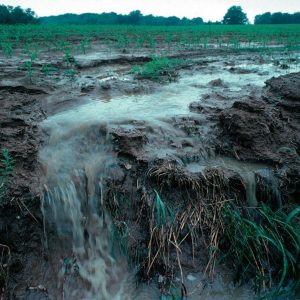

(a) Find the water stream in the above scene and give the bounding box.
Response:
[38,55,298,299]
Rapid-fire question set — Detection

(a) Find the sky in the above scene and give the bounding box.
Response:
[1,0,299,22]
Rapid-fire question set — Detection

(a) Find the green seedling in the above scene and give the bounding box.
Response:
[1,42,13,58]
[41,64,58,78]
[22,51,38,83]
[80,38,91,54]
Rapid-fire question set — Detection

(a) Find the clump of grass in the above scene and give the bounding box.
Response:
[0,42,13,58]
[221,203,300,298]
[0,149,15,206]
[132,57,185,82]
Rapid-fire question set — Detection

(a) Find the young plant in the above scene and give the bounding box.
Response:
[1,42,13,58]
[154,190,175,227]
[64,48,74,67]
[79,38,91,54]
[41,64,58,78]
[22,51,38,83]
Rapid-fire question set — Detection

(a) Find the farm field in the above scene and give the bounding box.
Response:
[1,24,300,55]
[0,24,300,300]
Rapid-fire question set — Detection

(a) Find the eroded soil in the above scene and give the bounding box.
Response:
[0,42,299,299]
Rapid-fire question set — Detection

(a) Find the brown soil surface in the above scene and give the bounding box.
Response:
[0,43,299,299]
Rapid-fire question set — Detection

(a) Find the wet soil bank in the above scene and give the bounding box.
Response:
[0,89,44,296]
[0,48,299,299]
[101,71,300,293]
[218,72,300,203]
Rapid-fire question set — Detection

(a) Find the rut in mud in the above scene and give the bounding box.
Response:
[0,46,300,299]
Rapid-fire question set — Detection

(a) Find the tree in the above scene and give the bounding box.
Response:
[127,10,142,25]
[254,12,300,24]
[40,11,205,26]
[255,12,272,24]
[165,16,180,26]
[0,5,10,23]
[0,5,38,24]
[223,6,248,25]
[191,17,204,25]
[11,6,28,23]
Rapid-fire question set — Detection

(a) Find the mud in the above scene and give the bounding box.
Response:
[0,89,44,297]
[0,42,299,299]
[218,72,300,202]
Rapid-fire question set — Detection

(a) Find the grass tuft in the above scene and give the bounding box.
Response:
[132,57,185,82]
[221,203,300,298]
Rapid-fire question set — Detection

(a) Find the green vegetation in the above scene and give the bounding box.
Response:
[37,8,300,26]
[40,10,204,26]
[107,161,300,298]
[132,57,186,81]
[255,12,300,25]
[1,24,300,60]
[0,149,15,206]
[22,51,37,83]
[0,5,38,24]
[5,25,300,83]
[223,6,249,25]
[221,203,300,298]
[1,4,300,26]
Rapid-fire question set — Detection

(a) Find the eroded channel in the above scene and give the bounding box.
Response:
[37,52,300,299]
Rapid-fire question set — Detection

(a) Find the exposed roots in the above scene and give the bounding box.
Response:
[105,160,300,297]
[148,161,200,190]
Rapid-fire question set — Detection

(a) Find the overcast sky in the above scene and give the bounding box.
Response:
[1,0,299,22]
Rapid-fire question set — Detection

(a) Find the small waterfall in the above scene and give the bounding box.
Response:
[39,121,131,299]
[256,169,282,209]
[235,167,282,208]
[239,171,258,207]
[43,175,115,299]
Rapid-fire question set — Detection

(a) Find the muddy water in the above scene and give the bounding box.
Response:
[40,126,127,299]
[186,157,283,208]
[186,157,271,206]
[46,59,299,132]
[39,54,299,299]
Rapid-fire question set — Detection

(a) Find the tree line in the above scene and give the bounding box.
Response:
[0,5,38,24]
[40,10,204,26]
[254,12,300,24]
[0,4,300,25]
